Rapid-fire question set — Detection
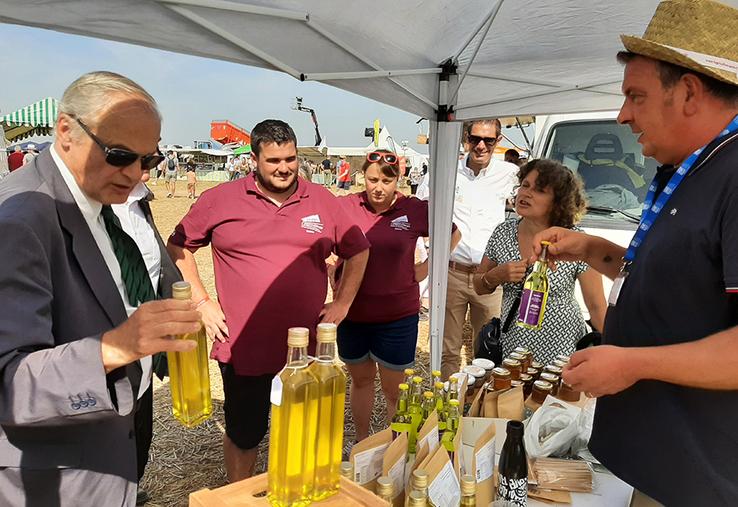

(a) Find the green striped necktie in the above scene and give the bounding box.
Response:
[100,205,156,307]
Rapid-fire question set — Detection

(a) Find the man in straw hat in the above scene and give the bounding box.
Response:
[532,1,738,505]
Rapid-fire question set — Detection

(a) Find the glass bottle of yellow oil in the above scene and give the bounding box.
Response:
[267,327,319,507]
[517,241,551,329]
[441,399,460,452]
[308,323,346,501]
[391,383,412,439]
[408,376,424,453]
[167,281,212,428]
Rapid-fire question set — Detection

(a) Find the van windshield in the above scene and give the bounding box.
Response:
[542,120,659,216]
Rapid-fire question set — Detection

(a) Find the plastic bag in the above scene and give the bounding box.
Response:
[524,397,581,458]
[571,397,596,456]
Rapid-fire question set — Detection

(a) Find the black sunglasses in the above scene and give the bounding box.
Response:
[467,134,499,147]
[74,117,164,170]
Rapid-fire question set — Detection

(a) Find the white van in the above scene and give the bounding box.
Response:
[530,111,658,319]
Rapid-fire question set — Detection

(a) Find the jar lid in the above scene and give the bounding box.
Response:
[526,368,539,376]
[531,361,544,369]
[540,372,559,383]
[471,358,495,370]
[492,367,511,378]
[519,374,533,382]
[513,346,530,355]
[544,365,563,375]
[533,379,553,391]
[511,380,524,387]
[462,365,486,378]
[556,354,571,363]
[509,352,526,362]
[502,358,521,368]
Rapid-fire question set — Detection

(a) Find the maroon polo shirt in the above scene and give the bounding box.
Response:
[338,192,431,323]
[8,152,24,172]
[170,175,369,376]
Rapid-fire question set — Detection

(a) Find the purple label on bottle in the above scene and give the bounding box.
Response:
[518,289,544,326]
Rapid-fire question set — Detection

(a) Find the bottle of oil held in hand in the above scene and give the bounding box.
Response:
[268,327,319,507]
[309,323,346,501]
[517,241,551,330]
[496,421,528,507]
[167,281,212,427]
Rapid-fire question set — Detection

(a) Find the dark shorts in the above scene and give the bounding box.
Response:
[337,314,419,370]
[219,362,273,450]
[337,180,351,190]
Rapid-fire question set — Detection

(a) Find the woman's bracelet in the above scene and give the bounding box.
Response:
[195,296,210,308]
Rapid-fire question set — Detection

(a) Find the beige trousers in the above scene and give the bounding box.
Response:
[441,269,502,380]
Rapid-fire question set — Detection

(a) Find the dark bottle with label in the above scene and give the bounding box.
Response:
[496,420,528,506]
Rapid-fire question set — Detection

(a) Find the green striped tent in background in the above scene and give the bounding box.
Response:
[1,97,58,142]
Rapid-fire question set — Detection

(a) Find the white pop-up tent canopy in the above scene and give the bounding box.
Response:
[2,0,690,368]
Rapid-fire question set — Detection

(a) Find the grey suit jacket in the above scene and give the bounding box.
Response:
[0,150,140,506]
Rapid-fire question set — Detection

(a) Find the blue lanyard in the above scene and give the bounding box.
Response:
[624,115,738,263]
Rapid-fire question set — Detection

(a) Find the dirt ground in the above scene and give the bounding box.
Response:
[140,177,473,506]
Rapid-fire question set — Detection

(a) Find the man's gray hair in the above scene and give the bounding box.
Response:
[58,71,161,130]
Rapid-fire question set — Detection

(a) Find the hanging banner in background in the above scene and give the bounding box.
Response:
[374,119,380,147]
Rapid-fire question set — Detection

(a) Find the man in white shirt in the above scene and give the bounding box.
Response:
[440,119,518,379]
[0,71,200,506]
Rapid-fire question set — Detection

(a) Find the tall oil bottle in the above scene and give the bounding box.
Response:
[309,323,346,500]
[267,327,319,507]
[167,281,212,427]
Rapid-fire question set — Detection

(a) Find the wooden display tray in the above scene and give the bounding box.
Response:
[189,474,389,507]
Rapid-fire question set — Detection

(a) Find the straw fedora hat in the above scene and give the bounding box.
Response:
[621,0,738,87]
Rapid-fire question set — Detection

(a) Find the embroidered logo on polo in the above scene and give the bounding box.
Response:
[300,214,324,234]
[390,215,411,231]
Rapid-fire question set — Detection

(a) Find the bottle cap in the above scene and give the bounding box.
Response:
[340,461,353,478]
[287,327,309,347]
[376,476,393,495]
[423,391,434,399]
[404,368,415,376]
[540,240,552,246]
[316,322,337,342]
[412,469,429,487]
[171,281,192,300]
[398,383,409,391]
[460,474,476,495]
[434,381,445,390]
[448,399,460,407]
[412,376,423,384]
[431,370,441,378]
[408,490,427,506]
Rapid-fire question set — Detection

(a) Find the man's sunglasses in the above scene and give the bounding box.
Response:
[366,151,398,165]
[74,117,165,170]
[467,134,499,147]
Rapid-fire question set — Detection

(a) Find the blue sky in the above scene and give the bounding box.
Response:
[0,23,438,152]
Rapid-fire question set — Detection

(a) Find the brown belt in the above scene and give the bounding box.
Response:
[448,260,478,274]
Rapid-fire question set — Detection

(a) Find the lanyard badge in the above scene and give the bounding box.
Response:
[609,115,738,306]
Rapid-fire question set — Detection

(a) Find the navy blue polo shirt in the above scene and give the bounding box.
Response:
[590,131,738,506]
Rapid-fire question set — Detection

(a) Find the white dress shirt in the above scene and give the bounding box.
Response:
[450,155,518,265]
[52,146,156,398]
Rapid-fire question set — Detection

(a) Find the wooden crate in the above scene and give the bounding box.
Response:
[190,474,389,507]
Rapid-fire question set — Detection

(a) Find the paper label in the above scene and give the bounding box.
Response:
[387,457,405,499]
[475,438,495,482]
[417,425,440,455]
[608,271,627,306]
[428,461,460,507]
[497,476,528,506]
[353,443,389,485]
[270,375,283,406]
[518,289,544,325]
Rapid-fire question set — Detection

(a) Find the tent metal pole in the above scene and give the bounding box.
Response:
[301,68,441,80]
[448,0,505,105]
[158,0,308,21]
[464,71,565,88]
[163,4,303,79]
[305,20,438,109]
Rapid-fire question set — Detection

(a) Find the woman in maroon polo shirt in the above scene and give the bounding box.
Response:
[336,150,461,441]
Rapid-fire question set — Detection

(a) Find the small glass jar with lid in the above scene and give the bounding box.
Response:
[519,373,534,398]
[471,357,495,383]
[501,358,522,380]
[531,379,553,404]
[556,381,580,402]
[492,367,512,391]
[509,351,528,371]
[540,372,560,395]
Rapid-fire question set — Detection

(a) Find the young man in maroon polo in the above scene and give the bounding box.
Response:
[167,119,369,482]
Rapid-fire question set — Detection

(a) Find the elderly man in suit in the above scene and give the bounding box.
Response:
[0,71,201,506]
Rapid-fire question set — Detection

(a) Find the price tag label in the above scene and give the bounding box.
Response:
[270,375,283,406]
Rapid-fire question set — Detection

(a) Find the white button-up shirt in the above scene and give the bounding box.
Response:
[450,156,518,265]
[52,146,157,398]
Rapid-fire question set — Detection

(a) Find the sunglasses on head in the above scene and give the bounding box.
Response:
[73,117,165,170]
[366,151,398,165]
[467,134,499,147]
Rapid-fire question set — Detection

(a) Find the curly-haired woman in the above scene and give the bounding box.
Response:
[473,159,607,363]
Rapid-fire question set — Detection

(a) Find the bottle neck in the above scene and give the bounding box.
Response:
[315,340,337,362]
[397,392,408,412]
[286,345,310,367]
